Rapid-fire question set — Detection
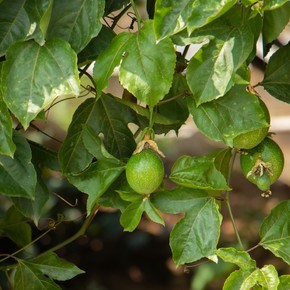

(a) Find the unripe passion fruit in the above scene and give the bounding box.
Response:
[233,98,270,149]
[240,137,284,194]
[126,149,164,195]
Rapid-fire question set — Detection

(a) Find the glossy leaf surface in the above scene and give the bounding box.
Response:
[2,39,79,129]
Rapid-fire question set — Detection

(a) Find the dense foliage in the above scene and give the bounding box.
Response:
[0,0,289,289]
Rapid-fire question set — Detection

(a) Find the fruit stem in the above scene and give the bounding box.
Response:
[225,149,244,250]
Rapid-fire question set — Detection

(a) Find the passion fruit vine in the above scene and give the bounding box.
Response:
[126,148,164,195]
[233,98,270,149]
[240,137,284,197]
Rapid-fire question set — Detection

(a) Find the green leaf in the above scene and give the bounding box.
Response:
[12,173,49,226]
[216,247,256,270]
[263,0,289,10]
[186,0,236,32]
[154,0,192,41]
[209,148,233,181]
[14,261,61,290]
[261,43,290,103]
[262,3,290,55]
[2,39,80,129]
[93,32,132,96]
[152,187,209,214]
[0,132,37,199]
[0,206,31,246]
[223,266,279,290]
[0,98,15,157]
[59,94,136,174]
[170,197,222,265]
[188,85,269,147]
[278,275,290,289]
[68,159,125,215]
[256,265,279,289]
[117,190,142,203]
[82,124,118,161]
[31,251,84,281]
[119,20,176,108]
[24,0,53,45]
[120,199,145,232]
[170,155,231,191]
[0,0,30,56]
[154,73,190,134]
[29,141,60,171]
[223,269,257,290]
[186,26,253,105]
[144,199,164,226]
[259,200,290,265]
[154,0,236,40]
[78,25,116,65]
[47,0,105,53]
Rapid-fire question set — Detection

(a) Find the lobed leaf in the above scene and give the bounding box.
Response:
[262,3,290,55]
[31,251,84,281]
[216,247,256,270]
[0,98,15,157]
[0,0,30,56]
[14,262,61,290]
[170,155,230,191]
[262,43,290,103]
[12,173,49,226]
[119,20,176,108]
[278,275,290,289]
[68,159,125,215]
[2,39,80,129]
[47,0,105,53]
[0,206,31,246]
[0,132,37,199]
[152,187,209,214]
[24,0,53,45]
[188,84,269,147]
[263,0,290,10]
[120,199,145,232]
[59,95,136,174]
[170,197,222,265]
[93,32,132,96]
[259,200,290,265]
[186,25,253,105]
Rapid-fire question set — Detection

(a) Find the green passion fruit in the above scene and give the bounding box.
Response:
[233,98,270,149]
[240,137,284,195]
[126,149,164,195]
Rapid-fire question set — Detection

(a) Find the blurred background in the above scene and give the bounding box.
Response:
[2,2,289,290]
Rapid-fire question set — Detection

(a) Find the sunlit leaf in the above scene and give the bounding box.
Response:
[216,247,256,270]
[170,197,222,265]
[188,85,269,147]
[2,39,80,129]
[170,155,231,190]
[119,20,176,108]
[120,199,145,232]
[93,32,132,96]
